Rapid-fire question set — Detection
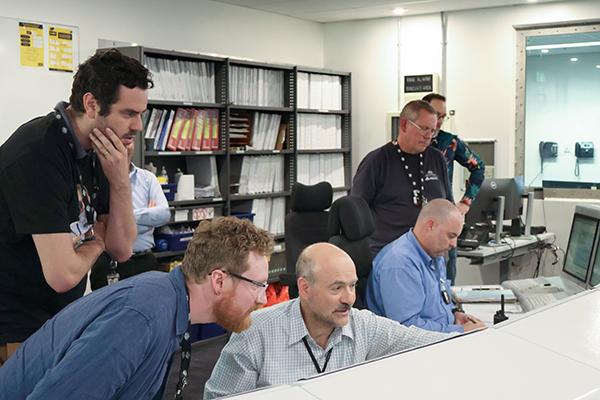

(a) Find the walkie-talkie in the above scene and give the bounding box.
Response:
[493,294,509,325]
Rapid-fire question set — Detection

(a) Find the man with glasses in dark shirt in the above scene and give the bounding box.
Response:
[352,100,453,257]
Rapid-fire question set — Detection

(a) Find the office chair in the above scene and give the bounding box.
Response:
[327,195,374,309]
[281,181,333,297]
[162,333,229,399]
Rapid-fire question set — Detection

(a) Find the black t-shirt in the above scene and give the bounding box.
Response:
[351,142,452,256]
[0,109,109,343]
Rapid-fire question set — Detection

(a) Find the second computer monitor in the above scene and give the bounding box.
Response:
[563,213,598,283]
[465,177,524,226]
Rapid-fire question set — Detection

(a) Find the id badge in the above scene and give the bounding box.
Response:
[107,260,120,285]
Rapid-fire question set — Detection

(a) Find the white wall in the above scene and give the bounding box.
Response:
[322,18,398,172]
[0,0,324,143]
[323,0,600,283]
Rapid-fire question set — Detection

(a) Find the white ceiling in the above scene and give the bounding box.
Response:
[209,0,564,23]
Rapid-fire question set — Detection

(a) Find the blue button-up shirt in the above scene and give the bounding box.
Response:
[0,267,190,399]
[130,164,170,253]
[366,230,463,333]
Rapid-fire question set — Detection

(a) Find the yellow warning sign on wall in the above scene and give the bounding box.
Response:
[19,22,44,68]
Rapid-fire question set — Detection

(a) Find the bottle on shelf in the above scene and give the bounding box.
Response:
[158,166,169,184]
[174,168,183,185]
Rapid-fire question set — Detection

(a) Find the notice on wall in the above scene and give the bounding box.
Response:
[48,26,74,72]
[404,74,434,93]
[19,22,44,68]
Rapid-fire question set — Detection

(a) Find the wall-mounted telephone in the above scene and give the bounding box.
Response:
[539,141,558,159]
[575,142,594,159]
[574,142,594,177]
[539,141,558,174]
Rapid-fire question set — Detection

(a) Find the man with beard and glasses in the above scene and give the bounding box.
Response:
[0,49,150,363]
[366,199,486,333]
[0,217,274,400]
[204,242,452,399]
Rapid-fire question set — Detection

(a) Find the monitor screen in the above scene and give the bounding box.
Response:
[465,177,524,226]
[563,214,598,283]
[589,237,600,287]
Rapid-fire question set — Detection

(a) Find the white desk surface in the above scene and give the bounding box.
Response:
[224,385,317,400]
[295,329,600,400]
[497,288,600,371]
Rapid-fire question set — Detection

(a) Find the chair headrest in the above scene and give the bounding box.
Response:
[290,182,333,212]
[328,195,374,241]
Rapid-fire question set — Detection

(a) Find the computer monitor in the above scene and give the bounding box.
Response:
[465,177,524,228]
[564,204,600,285]
[563,204,600,286]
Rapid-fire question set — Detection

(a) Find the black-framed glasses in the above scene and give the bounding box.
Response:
[407,119,436,137]
[228,272,268,290]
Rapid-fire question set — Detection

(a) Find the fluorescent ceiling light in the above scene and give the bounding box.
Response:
[596,65,600,69]
[393,7,405,15]
[541,49,549,53]
[526,41,600,51]
[570,57,579,62]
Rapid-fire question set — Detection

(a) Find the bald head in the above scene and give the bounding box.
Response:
[296,243,358,332]
[414,199,464,258]
[296,243,355,284]
[416,199,462,227]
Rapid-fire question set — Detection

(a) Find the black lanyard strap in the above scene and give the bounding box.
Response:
[302,337,333,374]
[174,293,192,400]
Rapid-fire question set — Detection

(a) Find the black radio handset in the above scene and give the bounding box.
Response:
[493,294,509,325]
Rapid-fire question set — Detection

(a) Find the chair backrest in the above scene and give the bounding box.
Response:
[162,334,229,399]
[328,195,375,309]
[285,182,333,273]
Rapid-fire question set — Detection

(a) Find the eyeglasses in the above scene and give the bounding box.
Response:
[227,271,268,292]
[407,119,436,137]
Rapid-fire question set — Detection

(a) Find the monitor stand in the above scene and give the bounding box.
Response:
[490,195,505,246]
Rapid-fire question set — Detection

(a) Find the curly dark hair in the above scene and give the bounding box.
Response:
[181,217,274,283]
[69,48,153,116]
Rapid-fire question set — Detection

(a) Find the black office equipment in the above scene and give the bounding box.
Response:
[464,177,524,237]
[575,142,594,158]
[282,182,333,298]
[539,141,558,159]
[328,195,375,309]
[493,295,509,325]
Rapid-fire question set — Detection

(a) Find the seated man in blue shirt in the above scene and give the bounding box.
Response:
[90,140,170,289]
[366,199,485,333]
[0,217,274,400]
[204,242,453,399]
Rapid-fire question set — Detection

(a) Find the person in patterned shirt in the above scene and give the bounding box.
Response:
[423,93,485,284]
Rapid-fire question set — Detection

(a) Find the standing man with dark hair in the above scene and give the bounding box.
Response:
[0,48,152,363]
[422,93,485,283]
[0,217,274,399]
[352,100,452,257]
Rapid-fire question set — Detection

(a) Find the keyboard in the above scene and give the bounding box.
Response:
[519,292,569,312]
[502,278,542,293]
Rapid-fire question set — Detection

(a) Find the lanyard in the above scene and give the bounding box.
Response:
[394,141,426,207]
[174,289,192,400]
[302,337,333,374]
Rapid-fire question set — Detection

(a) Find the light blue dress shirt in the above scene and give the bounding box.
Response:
[129,163,170,253]
[366,230,463,333]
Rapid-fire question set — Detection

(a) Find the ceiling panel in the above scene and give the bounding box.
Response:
[210,0,564,22]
